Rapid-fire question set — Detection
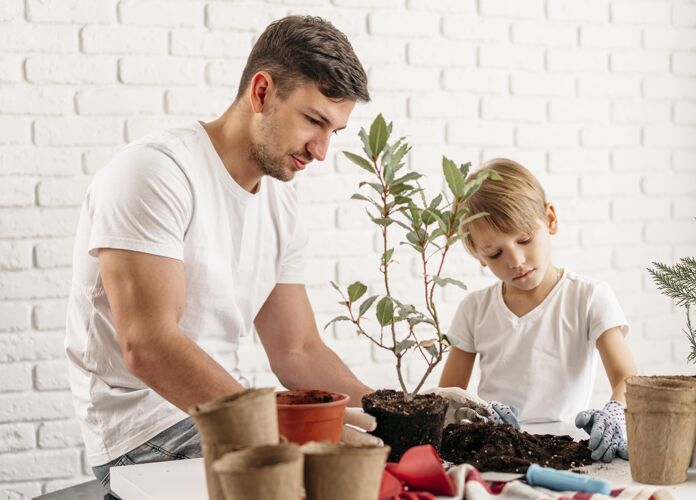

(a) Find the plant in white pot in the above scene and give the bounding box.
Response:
[326,114,497,460]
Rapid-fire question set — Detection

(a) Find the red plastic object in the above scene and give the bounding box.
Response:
[275,390,349,444]
[379,469,404,499]
[393,445,456,496]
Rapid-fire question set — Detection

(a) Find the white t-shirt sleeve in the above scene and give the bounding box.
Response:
[87,146,193,261]
[587,281,629,345]
[447,298,477,353]
[276,219,306,284]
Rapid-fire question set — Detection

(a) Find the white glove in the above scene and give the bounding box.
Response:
[424,387,521,430]
[341,407,383,446]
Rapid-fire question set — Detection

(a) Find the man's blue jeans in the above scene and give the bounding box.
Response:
[92,417,202,496]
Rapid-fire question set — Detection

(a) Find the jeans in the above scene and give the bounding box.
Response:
[92,417,202,497]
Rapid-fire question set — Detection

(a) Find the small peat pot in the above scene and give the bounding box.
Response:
[626,375,696,485]
[276,390,350,444]
[362,389,448,461]
[213,443,302,500]
[189,388,279,500]
[301,441,390,500]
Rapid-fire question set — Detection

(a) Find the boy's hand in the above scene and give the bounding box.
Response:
[423,387,520,429]
[575,400,628,462]
[484,401,521,430]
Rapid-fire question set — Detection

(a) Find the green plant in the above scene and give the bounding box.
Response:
[325,114,499,401]
[648,256,696,363]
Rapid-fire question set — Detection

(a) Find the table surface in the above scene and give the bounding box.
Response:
[111,421,696,500]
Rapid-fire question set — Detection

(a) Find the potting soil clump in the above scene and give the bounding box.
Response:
[363,389,447,461]
[440,422,593,473]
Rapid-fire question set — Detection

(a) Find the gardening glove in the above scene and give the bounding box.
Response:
[341,407,383,446]
[575,400,628,463]
[423,387,521,430]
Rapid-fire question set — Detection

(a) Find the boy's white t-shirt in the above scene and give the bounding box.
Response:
[65,122,307,466]
[448,271,628,423]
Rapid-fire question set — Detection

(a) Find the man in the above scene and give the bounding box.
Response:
[65,15,379,491]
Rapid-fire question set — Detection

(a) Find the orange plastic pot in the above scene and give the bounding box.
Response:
[276,390,350,444]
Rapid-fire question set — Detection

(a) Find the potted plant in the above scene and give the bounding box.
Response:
[621,256,696,485]
[325,114,496,460]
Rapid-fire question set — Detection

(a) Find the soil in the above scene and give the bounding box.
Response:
[362,389,448,461]
[440,422,593,473]
[276,390,338,404]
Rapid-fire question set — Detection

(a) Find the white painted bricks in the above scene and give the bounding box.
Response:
[1,1,695,497]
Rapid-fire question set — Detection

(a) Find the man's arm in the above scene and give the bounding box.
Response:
[99,248,245,411]
[254,283,372,406]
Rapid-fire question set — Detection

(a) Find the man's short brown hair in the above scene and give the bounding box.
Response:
[461,158,548,255]
[236,15,370,102]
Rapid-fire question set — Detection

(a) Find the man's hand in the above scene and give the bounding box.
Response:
[341,408,383,446]
[424,387,521,430]
[575,400,628,462]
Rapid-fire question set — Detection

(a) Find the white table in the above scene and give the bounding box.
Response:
[111,421,696,499]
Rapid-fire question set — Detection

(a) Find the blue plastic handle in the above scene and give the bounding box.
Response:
[525,464,611,495]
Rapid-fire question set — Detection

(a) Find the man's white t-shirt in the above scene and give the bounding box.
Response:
[448,271,628,423]
[65,122,307,466]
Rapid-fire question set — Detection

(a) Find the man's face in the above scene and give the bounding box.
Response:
[472,212,556,293]
[249,83,356,182]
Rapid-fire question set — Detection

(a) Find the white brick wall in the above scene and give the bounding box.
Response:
[0,0,694,496]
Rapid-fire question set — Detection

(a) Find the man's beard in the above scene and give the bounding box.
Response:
[248,141,294,182]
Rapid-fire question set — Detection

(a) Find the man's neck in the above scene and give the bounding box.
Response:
[202,105,262,193]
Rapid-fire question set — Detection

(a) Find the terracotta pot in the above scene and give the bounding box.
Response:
[276,390,350,444]
[625,375,696,485]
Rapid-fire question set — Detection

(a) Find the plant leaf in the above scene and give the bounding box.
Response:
[343,151,375,174]
[459,161,472,179]
[395,339,416,354]
[375,296,394,326]
[369,114,389,160]
[347,282,368,303]
[358,128,372,159]
[372,217,394,226]
[489,169,503,181]
[425,345,438,357]
[432,276,467,290]
[442,156,465,197]
[324,315,351,330]
[382,248,394,265]
[428,194,443,210]
[358,295,379,318]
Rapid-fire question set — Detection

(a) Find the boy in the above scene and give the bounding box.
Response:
[438,158,637,463]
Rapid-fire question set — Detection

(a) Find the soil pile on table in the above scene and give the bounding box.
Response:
[440,422,593,473]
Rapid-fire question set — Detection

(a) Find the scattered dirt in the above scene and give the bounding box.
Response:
[363,389,448,461]
[440,422,593,473]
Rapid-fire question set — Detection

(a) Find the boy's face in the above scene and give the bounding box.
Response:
[250,80,355,182]
[471,204,558,293]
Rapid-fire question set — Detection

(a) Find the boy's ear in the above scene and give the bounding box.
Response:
[545,203,558,235]
[478,260,487,267]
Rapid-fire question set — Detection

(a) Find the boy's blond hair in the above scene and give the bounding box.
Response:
[461,158,548,255]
